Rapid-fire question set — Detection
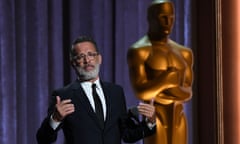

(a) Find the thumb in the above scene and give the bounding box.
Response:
[150,98,155,105]
[56,96,61,104]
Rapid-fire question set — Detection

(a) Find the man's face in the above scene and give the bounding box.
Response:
[148,2,175,39]
[72,41,102,81]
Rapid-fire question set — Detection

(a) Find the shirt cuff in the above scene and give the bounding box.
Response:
[49,115,61,130]
[147,121,156,130]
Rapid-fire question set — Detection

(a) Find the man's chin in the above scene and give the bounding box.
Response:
[75,64,100,81]
[78,75,96,81]
[77,70,98,81]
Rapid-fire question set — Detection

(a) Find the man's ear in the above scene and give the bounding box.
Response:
[98,54,102,64]
[71,61,76,67]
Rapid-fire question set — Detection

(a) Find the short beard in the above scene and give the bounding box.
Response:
[75,63,100,81]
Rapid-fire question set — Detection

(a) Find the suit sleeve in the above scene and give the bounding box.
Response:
[117,86,156,143]
[119,112,156,143]
[36,91,62,144]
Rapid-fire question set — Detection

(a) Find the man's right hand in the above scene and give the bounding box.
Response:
[52,96,75,122]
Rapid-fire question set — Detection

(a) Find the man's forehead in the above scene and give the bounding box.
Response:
[74,42,95,51]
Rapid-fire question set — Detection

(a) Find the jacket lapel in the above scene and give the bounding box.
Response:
[72,80,104,129]
[100,82,113,130]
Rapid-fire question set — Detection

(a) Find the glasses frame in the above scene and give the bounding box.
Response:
[73,52,99,62]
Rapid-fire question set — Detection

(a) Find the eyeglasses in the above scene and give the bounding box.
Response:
[73,52,99,61]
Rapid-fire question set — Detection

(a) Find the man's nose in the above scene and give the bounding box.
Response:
[83,55,91,63]
[164,17,171,25]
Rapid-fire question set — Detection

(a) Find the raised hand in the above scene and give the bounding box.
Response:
[52,96,75,122]
[137,99,156,123]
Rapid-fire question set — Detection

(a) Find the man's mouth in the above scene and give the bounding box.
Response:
[84,64,94,71]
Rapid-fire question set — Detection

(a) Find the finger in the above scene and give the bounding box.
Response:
[138,110,152,118]
[65,109,75,115]
[61,99,72,105]
[138,107,150,114]
[62,103,75,110]
[139,103,153,111]
[62,105,75,115]
[57,104,74,116]
[56,96,61,104]
[65,106,75,113]
[138,103,155,116]
[150,98,155,105]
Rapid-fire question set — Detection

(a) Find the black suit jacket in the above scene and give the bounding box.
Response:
[36,80,155,144]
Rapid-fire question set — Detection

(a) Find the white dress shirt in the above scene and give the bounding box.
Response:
[80,79,107,120]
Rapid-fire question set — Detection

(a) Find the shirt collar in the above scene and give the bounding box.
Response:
[80,78,101,88]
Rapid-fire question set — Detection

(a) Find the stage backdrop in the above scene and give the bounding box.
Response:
[0,0,193,144]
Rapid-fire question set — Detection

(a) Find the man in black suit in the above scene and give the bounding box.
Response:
[36,36,156,144]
